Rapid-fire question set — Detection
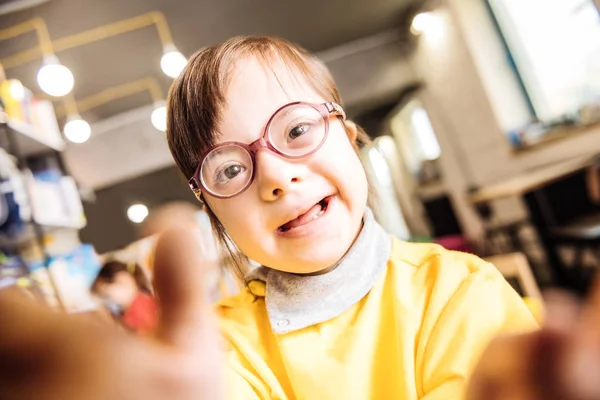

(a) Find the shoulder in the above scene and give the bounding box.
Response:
[388,238,536,333]
[389,238,501,283]
[386,238,514,317]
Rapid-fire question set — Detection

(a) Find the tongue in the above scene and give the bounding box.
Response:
[281,202,323,231]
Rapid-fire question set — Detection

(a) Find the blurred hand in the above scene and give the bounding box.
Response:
[468,282,600,400]
[0,204,223,400]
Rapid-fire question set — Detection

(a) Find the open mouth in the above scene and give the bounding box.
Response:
[278,196,333,233]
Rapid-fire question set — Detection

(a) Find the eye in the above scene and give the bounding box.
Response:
[215,163,246,183]
[287,124,310,142]
[224,165,244,179]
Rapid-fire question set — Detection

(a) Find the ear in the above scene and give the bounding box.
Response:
[344,120,359,149]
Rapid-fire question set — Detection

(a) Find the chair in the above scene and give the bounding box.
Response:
[550,157,600,271]
[486,252,542,301]
[469,186,531,257]
[486,252,543,322]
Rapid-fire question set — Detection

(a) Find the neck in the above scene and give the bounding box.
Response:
[245,206,392,334]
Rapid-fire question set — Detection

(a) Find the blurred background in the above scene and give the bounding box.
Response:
[0,0,599,315]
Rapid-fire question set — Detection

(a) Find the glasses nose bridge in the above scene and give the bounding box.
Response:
[249,136,270,155]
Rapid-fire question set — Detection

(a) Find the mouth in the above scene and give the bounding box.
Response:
[277,196,333,234]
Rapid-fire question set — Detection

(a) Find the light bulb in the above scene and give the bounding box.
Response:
[151,104,167,132]
[411,12,443,36]
[161,46,187,78]
[37,55,74,97]
[127,204,149,223]
[64,116,91,143]
[8,80,25,101]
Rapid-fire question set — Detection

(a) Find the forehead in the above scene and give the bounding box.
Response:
[217,56,326,143]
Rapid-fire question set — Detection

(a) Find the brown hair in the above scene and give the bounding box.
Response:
[91,261,152,295]
[167,36,372,280]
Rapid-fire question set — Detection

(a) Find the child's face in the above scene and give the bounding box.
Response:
[204,57,368,274]
[95,272,139,308]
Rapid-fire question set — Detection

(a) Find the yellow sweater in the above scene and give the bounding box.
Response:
[217,239,538,399]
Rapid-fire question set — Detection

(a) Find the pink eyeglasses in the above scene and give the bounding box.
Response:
[188,101,346,200]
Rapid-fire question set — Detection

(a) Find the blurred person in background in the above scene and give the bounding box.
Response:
[91,260,158,336]
[2,35,600,400]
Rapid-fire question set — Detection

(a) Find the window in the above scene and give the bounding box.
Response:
[488,0,600,122]
[390,100,441,183]
[359,139,411,240]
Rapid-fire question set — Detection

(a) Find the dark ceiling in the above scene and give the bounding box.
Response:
[0,0,418,124]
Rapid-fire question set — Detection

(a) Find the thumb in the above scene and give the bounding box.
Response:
[151,221,218,354]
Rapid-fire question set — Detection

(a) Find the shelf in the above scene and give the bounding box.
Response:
[0,225,37,249]
[415,180,447,200]
[6,119,66,156]
[511,122,600,154]
[0,221,85,250]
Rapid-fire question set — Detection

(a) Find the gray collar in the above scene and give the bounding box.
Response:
[246,208,392,334]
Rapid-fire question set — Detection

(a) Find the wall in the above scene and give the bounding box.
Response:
[408,0,600,238]
[79,166,197,253]
[63,104,175,190]
[323,33,417,113]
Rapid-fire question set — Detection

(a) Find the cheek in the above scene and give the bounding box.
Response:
[206,197,262,238]
[207,197,272,261]
[317,126,368,201]
[95,286,109,299]
[101,285,124,301]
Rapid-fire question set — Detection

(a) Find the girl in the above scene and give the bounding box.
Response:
[168,36,540,399]
[1,36,599,400]
[92,260,158,335]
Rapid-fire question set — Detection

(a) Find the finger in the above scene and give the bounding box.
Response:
[144,202,219,261]
[544,290,580,333]
[580,274,600,333]
[152,224,225,400]
[142,201,201,237]
[569,275,600,356]
[560,276,600,399]
[0,291,80,380]
[466,333,541,400]
[151,213,219,355]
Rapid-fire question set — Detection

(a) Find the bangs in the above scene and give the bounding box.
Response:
[252,44,338,106]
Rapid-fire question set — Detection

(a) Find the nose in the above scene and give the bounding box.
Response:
[255,150,302,202]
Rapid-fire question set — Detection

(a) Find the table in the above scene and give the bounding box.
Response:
[468,155,596,204]
[468,154,600,288]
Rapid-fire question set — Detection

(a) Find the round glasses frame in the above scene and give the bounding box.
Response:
[188,101,346,200]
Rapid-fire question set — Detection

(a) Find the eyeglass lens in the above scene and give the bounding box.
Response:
[200,104,326,197]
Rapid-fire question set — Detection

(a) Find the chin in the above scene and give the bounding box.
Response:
[276,238,353,274]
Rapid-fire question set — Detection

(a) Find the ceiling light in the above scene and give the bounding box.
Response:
[161,45,188,78]
[127,204,149,223]
[151,101,167,132]
[411,12,443,36]
[63,115,91,143]
[37,55,74,97]
[8,80,25,101]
